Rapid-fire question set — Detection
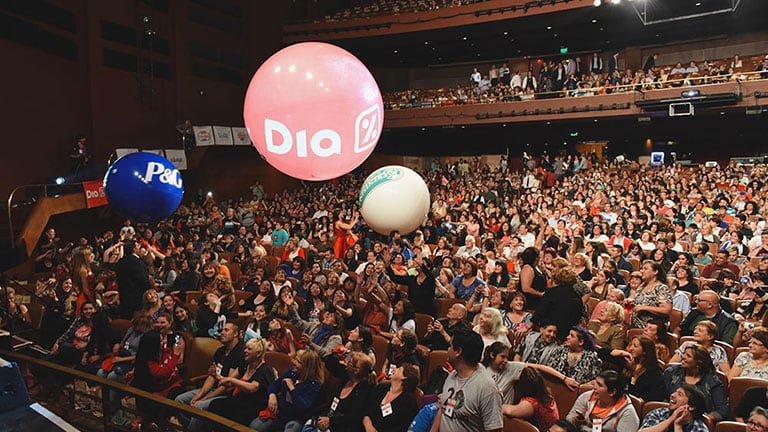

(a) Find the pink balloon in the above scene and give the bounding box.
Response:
[244,42,383,181]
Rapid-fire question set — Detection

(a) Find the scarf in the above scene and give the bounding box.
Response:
[312,324,334,346]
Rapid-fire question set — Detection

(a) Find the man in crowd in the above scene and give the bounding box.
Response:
[434,329,502,432]
[701,250,741,278]
[421,303,468,351]
[514,321,559,364]
[639,384,709,432]
[175,322,245,430]
[676,290,738,345]
[115,240,152,319]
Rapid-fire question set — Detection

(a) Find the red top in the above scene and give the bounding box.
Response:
[522,396,559,432]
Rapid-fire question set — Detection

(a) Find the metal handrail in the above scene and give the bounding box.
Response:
[0,350,255,432]
[6,182,87,245]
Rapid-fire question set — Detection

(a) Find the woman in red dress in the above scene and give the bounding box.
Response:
[73,248,96,316]
[333,211,359,259]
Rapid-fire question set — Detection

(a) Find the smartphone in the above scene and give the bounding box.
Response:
[174,334,181,346]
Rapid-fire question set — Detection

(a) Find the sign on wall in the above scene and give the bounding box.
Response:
[193,126,214,146]
[213,126,234,145]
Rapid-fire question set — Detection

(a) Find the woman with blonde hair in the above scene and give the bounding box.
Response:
[571,252,592,282]
[434,267,454,298]
[411,230,432,258]
[204,338,276,428]
[72,248,96,316]
[473,307,510,348]
[587,301,626,350]
[307,351,375,432]
[251,349,325,431]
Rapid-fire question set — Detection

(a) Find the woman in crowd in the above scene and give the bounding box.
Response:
[650,249,673,275]
[196,292,238,338]
[664,344,729,421]
[200,261,235,309]
[155,256,178,295]
[170,257,199,302]
[674,264,699,295]
[532,265,584,342]
[50,301,98,367]
[129,332,184,425]
[246,279,277,314]
[519,247,548,309]
[173,303,198,334]
[4,287,31,331]
[386,252,437,317]
[488,260,511,289]
[142,289,163,322]
[571,253,593,285]
[72,248,96,316]
[267,317,297,357]
[502,291,532,333]
[587,301,626,351]
[729,326,768,380]
[502,366,560,432]
[630,261,672,329]
[250,349,325,431]
[302,281,327,323]
[589,269,616,301]
[378,297,416,341]
[206,338,277,428]
[735,292,768,324]
[381,328,421,379]
[326,325,376,380]
[589,288,625,322]
[307,351,375,432]
[548,326,602,384]
[567,370,640,432]
[670,320,731,374]
[624,336,666,403]
[362,364,419,432]
[450,261,487,303]
[287,295,343,358]
[98,313,154,406]
[271,286,299,321]
[473,307,511,348]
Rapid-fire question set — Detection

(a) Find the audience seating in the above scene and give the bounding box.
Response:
[715,341,735,366]
[630,394,644,421]
[182,336,223,386]
[414,313,434,340]
[436,298,465,318]
[503,417,540,432]
[109,318,133,339]
[642,401,669,419]
[423,350,449,386]
[728,377,768,418]
[670,309,684,333]
[265,351,294,377]
[587,298,599,317]
[372,334,390,373]
[545,374,578,419]
[716,421,747,432]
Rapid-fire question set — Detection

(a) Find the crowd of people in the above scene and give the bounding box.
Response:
[3,151,768,431]
[385,53,768,109]
[318,0,490,22]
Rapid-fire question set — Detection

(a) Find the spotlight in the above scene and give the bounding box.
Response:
[611,0,620,3]
[593,0,601,5]
[55,177,66,185]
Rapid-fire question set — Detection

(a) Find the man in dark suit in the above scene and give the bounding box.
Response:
[643,53,658,73]
[608,52,620,75]
[116,240,151,319]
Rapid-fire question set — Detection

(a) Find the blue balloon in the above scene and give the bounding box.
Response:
[103,152,184,223]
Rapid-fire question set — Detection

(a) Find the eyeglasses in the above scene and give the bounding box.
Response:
[747,420,768,431]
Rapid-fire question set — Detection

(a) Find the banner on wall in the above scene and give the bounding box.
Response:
[165,149,188,170]
[115,148,139,159]
[82,180,108,208]
[193,126,214,146]
[232,127,251,146]
[213,126,234,145]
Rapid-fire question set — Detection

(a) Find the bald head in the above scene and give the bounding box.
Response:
[447,303,467,321]
[696,290,720,315]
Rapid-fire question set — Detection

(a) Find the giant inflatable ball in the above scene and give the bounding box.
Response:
[243,42,383,181]
[359,166,430,235]
[103,152,184,223]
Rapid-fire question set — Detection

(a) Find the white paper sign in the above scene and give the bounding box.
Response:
[213,126,234,145]
[232,127,251,146]
[194,126,215,146]
[165,149,188,170]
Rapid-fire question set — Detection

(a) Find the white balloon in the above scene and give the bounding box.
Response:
[359,166,431,235]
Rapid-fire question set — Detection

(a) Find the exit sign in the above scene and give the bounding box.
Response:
[560,47,568,54]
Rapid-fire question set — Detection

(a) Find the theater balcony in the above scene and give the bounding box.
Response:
[384,77,768,128]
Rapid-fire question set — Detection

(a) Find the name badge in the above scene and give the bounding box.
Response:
[330,397,339,412]
[444,398,456,418]
[215,363,222,376]
[592,418,603,432]
[381,402,393,417]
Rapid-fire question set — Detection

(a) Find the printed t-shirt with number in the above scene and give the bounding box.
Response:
[439,367,503,432]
